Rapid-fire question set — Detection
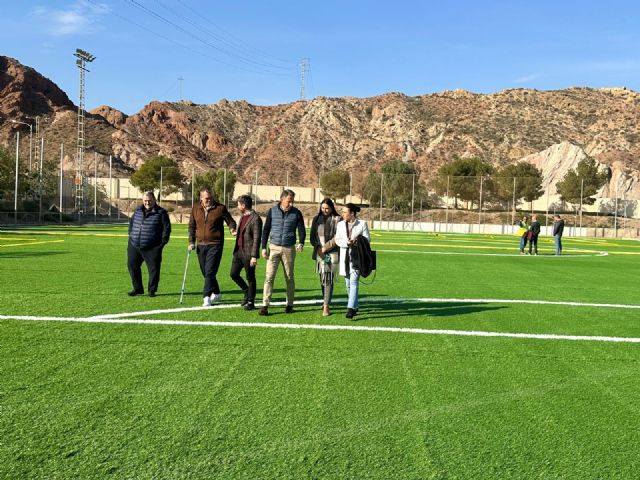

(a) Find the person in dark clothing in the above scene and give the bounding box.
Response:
[259,189,306,316]
[528,214,541,255]
[229,195,263,311]
[188,188,237,307]
[127,191,171,297]
[553,214,565,256]
[518,215,530,254]
[310,198,340,317]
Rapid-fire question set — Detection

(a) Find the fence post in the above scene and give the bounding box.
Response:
[614,185,618,237]
[108,155,112,221]
[379,173,383,228]
[579,178,584,230]
[445,175,450,233]
[38,137,44,223]
[478,175,483,232]
[14,131,20,224]
[60,143,64,224]
[411,173,415,229]
[94,151,98,220]
[511,176,516,227]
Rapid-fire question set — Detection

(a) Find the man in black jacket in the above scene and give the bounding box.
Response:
[553,214,565,256]
[127,191,171,297]
[528,214,541,255]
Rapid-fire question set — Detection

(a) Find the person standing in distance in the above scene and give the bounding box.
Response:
[230,194,263,311]
[188,187,237,307]
[127,191,171,297]
[259,189,305,316]
[335,203,370,319]
[553,214,565,256]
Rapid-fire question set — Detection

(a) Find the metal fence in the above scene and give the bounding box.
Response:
[1,138,638,237]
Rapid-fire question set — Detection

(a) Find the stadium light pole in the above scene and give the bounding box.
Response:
[10,120,32,171]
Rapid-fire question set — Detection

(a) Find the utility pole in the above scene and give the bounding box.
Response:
[74,48,96,217]
[299,58,309,100]
[178,76,184,100]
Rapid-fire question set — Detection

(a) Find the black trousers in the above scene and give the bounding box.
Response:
[128,243,163,294]
[528,235,539,254]
[230,253,257,302]
[197,243,224,297]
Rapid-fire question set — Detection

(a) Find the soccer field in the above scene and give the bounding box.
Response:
[2,225,640,479]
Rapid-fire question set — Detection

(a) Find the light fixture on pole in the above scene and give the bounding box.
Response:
[9,119,33,171]
[74,48,96,216]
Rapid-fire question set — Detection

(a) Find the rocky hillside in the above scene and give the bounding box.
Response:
[1,55,640,198]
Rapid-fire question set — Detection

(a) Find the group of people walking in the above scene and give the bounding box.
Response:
[127,188,370,319]
[517,214,565,256]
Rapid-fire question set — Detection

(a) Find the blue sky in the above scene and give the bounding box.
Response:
[2,0,639,114]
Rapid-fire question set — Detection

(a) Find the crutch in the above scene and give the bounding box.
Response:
[179,249,192,304]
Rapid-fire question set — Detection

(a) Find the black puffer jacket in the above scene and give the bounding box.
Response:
[129,204,171,249]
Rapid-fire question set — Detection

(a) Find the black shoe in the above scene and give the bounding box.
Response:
[346,308,355,319]
[285,305,294,314]
[244,302,255,311]
[354,308,359,316]
[148,291,156,297]
[258,306,269,316]
[241,290,249,307]
[128,290,143,297]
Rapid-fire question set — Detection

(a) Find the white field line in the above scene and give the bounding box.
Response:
[1,315,640,343]
[377,249,608,258]
[90,296,640,320]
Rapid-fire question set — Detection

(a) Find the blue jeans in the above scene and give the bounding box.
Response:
[345,270,360,309]
[554,235,562,256]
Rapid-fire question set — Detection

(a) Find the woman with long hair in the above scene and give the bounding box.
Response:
[335,203,370,319]
[310,198,341,316]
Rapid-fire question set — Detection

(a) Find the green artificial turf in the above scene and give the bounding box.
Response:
[2,225,640,478]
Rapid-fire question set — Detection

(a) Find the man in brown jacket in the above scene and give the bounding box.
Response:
[188,188,237,306]
[230,195,263,310]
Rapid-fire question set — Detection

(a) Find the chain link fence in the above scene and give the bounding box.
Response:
[1,141,638,237]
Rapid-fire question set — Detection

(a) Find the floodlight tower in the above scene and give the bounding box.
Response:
[74,48,96,214]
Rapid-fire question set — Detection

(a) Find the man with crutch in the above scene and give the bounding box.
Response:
[229,195,263,310]
[188,187,237,307]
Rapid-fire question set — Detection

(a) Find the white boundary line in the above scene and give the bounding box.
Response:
[89,296,640,320]
[377,249,608,258]
[1,315,640,343]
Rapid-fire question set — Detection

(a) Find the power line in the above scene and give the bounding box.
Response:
[155,0,295,71]
[124,0,292,75]
[174,0,295,66]
[85,0,290,76]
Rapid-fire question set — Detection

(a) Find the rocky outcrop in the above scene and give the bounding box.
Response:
[90,105,127,127]
[3,55,640,198]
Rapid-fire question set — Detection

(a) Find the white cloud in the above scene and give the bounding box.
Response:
[31,1,108,36]
[513,74,542,84]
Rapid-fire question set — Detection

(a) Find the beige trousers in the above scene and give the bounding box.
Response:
[262,244,296,306]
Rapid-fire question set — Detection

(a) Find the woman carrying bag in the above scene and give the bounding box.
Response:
[310,198,341,317]
[335,203,370,319]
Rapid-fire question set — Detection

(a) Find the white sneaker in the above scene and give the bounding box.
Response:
[202,296,211,307]
[210,293,222,303]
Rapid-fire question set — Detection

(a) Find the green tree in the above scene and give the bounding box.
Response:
[320,169,350,200]
[492,162,544,208]
[192,169,237,206]
[556,157,609,208]
[130,155,184,201]
[0,146,30,204]
[432,157,493,208]
[363,159,425,214]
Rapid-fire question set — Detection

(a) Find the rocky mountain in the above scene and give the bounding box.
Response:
[1,55,640,199]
